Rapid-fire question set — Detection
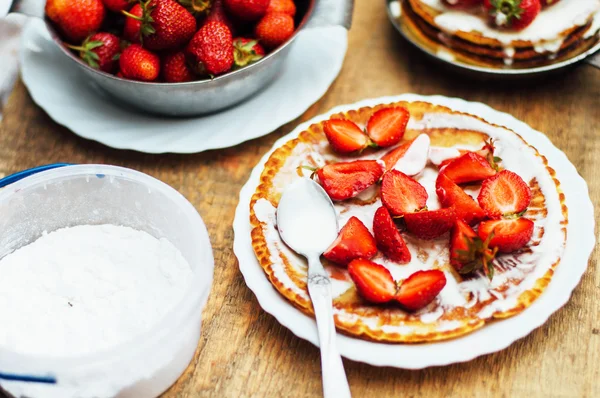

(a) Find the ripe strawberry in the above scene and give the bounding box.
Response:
[436,173,486,225]
[484,0,541,31]
[440,152,496,184]
[477,170,532,218]
[478,218,535,253]
[450,220,497,279]
[366,107,410,148]
[443,0,481,7]
[123,4,143,42]
[46,0,106,43]
[380,140,413,171]
[206,0,235,32]
[162,51,194,82]
[404,207,457,240]
[323,119,370,154]
[396,270,446,311]
[119,44,160,81]
[267,0,296,16]
[348,259,396,304]
[380,170,428,216]
[317,160,384,201]
[373,207,411,264]
[178,0,211,15]
[233,38,265,68]
[323,217,377,266]
[102,0,132,12]
[255,12,295,50]
[69,32,120,73]
[225,0,269,21]
[122,0,196,51]
[186,20,234,76]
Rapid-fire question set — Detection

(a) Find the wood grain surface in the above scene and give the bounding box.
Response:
[1,1,599,397]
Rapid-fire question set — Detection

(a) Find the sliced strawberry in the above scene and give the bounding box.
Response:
[380,170,428,216]
[366,107,410,148]
[380,140,413,171]
[478,170,532,218]
[441,152,496,184]
[450,220,497,278]
[373,207,411,263]
[478,218,535,253]
[323,119,370,154]
[317,160,384,201]
[323,217,377,266]
[348,259,396,304]
[404,207,457,240]
[436,173,486,225]
[395,270,446,311]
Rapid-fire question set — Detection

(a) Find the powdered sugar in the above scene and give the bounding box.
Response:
[0,224,193,357]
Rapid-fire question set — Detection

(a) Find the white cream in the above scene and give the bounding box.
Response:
[392,133,430,176]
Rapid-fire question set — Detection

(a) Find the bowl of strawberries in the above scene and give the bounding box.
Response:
[7,0,352,116]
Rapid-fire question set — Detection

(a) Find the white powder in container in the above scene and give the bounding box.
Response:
[0,224,193,357]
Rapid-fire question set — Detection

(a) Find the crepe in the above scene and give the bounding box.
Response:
[249,101,568,342]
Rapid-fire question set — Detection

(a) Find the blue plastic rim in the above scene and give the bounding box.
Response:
[0,164,71,385]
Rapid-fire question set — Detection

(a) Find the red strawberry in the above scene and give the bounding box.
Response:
[206,0,235,32]
[323,217,377,266]
[484,0,541,31]
[68,32,120,73]
[478,218,535,253]
[380,139,413,171]
[186,20,234,76]
[380,170,428,216]
[440,152,496,184]
[450,220,497,278]
[267,0,296,16]
[102,0,131,12]
[317,160,384,201]
[348,259,396,304]
[233,38,265,68]
[225,0,269,21]
[119,44,160,81]
[323,119,370,154]
[477,170,532,218]
[162,51,194,82]
[404,207,457,240]
[443,0,482,7]
[396,270,446,311]
[122,0,197,51]
[46,0,106,43]
[255,12,295,50]
[373,207,411,263]
[178,0,211,15]
[436,173,486,225]
[366,107,410,148]
[123,3,143,42]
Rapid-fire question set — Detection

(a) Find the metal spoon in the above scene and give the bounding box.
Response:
[277,177,351,398]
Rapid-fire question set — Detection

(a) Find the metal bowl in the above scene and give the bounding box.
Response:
[6,0,353,116]
[386,0,600,80]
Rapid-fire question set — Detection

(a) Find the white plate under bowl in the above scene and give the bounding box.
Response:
[19,19,348,154]
[233,94,595,369]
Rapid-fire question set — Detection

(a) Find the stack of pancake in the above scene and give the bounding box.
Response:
[400,0,600,69]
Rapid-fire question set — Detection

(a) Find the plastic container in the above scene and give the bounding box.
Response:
[0,165,214,398]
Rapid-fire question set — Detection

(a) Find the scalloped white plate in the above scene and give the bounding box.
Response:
[19,19,348,154]
[233,94,595,369]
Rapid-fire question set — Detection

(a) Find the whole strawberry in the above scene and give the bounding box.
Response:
[225,0,269,22]
[484,0,541,31]
[119,44,160,81]
[46,0,106,42]
[186,20,234,76]
[162,51,194,82]
[255,12,295,50]
[233,37,265,68]
[69,32,121,73]
[123,4,143,42]
[206,0,236,33]
[266,0,296,16]
[122,0,196,51]
[102,0,132,12]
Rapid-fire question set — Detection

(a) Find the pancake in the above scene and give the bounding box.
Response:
[400,0,600,68]
[249,101,568,343]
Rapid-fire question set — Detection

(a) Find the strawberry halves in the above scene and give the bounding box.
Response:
[373,207,411,263]
[366,107,410,148]
[478,218,534,253]
[404,207,457,240]
[317,160,384,201]
[381,170,428,216]
[478,170,532,218]
[323,119,370,154]
[440,152,496,184]
[450,220,497,279]
[323,217,377,266]
[436,173,486,225]
[395,270,447,311]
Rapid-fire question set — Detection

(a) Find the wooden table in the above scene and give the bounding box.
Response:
[1,1,599,397]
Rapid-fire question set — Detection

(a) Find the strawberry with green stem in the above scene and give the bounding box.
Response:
[450,220,498,280]
[233,38,265,68]
[68,32,121,73]
[484,0,541,31]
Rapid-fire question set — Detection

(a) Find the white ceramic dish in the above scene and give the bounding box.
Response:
[0,165,214,398]
[19,19,348,154]
[232,94,595,369]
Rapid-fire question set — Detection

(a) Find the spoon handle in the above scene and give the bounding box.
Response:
[307,254,351,398]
